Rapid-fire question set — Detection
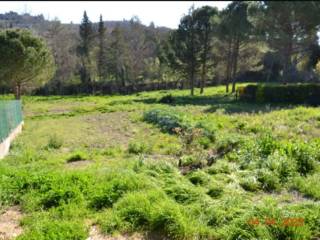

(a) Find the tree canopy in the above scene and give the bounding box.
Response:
[0,29,55,99]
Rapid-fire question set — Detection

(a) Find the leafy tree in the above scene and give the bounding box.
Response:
[42,18,78,94]
[194,6,219,94]
[171,6,201,96]
[0,29,55,99]
[78,11,94,93]
[97,14,108,82]
[109,25,130,89]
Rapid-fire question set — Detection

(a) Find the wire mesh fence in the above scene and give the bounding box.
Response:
[0,100,23,141]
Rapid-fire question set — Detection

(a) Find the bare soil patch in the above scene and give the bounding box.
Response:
[0,206,23,240]
[66,160,93,169]
[87,225,143,240]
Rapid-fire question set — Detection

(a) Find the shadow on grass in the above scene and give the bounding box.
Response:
[134,94,233,105]
[134,94,297,114]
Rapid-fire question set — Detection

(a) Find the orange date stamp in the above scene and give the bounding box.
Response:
[247,217,304,227]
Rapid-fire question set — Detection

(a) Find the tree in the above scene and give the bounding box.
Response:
[109,25,130,90]
[194,6,219,94]
[42,18,78,94]
[218,1,253,93]
[78,11,94,93]
[249,1,320,82]
[97,14,108,82]
[171,6,201,96]
[0,29,55,99]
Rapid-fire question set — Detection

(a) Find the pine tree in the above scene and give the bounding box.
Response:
[171,6,201,96]
[97,14,107,81]
[78,11,94,93]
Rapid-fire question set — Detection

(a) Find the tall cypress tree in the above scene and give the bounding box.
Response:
[78,11,94,93]
[97,14,107,81]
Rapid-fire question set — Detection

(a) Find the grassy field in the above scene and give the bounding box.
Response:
[1,85,320,240]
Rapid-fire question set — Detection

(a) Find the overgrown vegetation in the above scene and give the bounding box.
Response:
[0,86,320,239]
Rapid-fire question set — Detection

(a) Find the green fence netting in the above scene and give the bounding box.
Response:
[0,100,23,141]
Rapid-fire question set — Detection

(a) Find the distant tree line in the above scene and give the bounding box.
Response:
[1,1,320,96]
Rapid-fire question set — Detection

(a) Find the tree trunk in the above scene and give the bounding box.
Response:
[14,84,21,100]
[231,36,240,93]
[200,62,206,94]
[200,32,209,95]
[225,38,233,93]
[190,69,195,96]
[282,26,293,84]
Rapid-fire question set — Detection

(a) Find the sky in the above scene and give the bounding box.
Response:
[0,1,230,28]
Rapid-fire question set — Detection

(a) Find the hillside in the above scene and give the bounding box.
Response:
[0,11,171,32]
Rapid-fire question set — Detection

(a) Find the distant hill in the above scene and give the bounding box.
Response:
[0,11,171,33]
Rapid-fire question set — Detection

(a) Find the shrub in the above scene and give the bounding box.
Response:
[238,83,320,105]
[40,186,84,209]
[207,184,224,198]
[165,184,203,204]
[187,170,210,186]
[128,142,151,154]
[46,134,63,149]
[285,142,317,176]
[178,155,206,168]
[90,173,151,210]
[257,134,279,157]
[216,134,243,155]
[66,150,88,162]
[263,151,297,183]
[198,137,211,149]
[257,169,281,192]
[291,175,320,200]
[239,176,260,192]
[207,161,233,175]
[112,190,190,239]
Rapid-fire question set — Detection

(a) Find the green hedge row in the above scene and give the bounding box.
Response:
[238,84,320,105]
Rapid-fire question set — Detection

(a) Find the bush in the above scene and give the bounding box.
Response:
[207,161,233,175]
[239,176,260,192]
[207,184,224,198]
[187,170,210,186]
[257,169,281,192]
[238,83,320,105]
[66,150,88,162]
[257,134,279,157]
[46,134,63,149]
[128,142,152,154]
[263,151,297,183]
[291,175,320,200]
[285,142,317,176]
[90,173,151,210]
[110,190,190,239]
[165,184,203,204]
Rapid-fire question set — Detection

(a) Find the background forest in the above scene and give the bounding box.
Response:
[0,1,320,96]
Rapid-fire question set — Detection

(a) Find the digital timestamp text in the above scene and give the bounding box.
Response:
[247,217,304,227]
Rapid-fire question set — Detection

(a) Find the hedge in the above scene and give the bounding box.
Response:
[237,84,320,105]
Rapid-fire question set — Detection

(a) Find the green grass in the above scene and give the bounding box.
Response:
[1,85,320,239]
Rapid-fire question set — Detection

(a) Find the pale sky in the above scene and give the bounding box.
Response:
[0,1,230,28]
